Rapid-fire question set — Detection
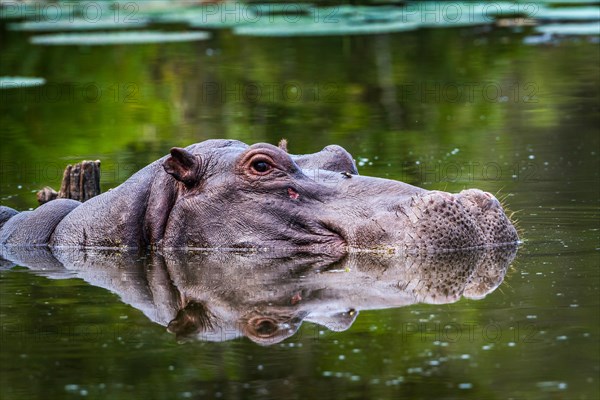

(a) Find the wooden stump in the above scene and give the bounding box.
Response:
[37,160,101,205]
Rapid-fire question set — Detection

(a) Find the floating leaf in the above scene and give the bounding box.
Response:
[30,30,211,46]
[186,10,259,29]
[234,15,419,37]
[536,22,600,35]
[153,4,258,29]
[247,3,315,16]
[535,7,600,21]
[0,76,46,88]
[541,0,600,4]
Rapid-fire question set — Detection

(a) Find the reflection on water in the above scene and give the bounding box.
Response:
[1,246,516,345]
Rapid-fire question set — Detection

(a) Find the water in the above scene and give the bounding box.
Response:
[1,2,599,399]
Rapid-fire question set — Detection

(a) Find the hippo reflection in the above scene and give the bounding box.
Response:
[0,139,518,253]
[0,246,516,345]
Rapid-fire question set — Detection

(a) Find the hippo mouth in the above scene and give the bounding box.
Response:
[318,220,348,248]
[285,219,348,254]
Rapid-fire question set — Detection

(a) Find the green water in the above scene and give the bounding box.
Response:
[1,2,599,400]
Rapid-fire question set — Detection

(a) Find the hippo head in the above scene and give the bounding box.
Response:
[155,139,518,254]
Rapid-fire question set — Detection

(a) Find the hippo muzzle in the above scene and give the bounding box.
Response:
[299,168,518,254]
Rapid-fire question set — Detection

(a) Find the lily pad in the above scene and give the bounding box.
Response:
[233,15,419,37]
[155,2,314,27]
[541,0,600,3]
[535,6,600,21]
[536,22,600,35]
[413,12,489,28]
[30,31,211,46]
[471,2,544,19]
[9,18,148,32]
[313,5,406,21]
[404,2,536,28]
[232,2,505,37]
[248,3,315,16]
[153,4,258,29]
[186,9,260,29]
[0,76,46,89]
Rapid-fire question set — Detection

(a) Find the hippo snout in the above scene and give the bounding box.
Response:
[394,189,519,253]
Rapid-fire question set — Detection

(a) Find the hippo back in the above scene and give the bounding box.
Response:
[0,200,80,246]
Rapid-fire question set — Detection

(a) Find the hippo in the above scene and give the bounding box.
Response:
[0,139,519,254]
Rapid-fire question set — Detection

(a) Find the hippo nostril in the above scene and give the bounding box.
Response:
[247,317,279,337]
[255,320,278,336]
[460,190,499,211]
[431,190,454,202]
[481,199,494,211]
[478,193,500,211]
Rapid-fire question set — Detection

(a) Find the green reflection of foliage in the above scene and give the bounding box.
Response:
[1,20,598,209]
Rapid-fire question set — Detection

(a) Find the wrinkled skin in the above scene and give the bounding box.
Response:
[0,139,518,254]
[0,246,516,345]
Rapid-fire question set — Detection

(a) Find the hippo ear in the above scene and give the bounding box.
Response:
[163,147,202,186]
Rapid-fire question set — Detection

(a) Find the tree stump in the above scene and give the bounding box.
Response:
[36,160,101,205]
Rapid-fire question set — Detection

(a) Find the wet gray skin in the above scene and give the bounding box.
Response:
[0,139,518,254]
[0,246,516,345]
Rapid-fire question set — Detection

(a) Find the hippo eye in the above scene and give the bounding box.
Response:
[251,160,273,174]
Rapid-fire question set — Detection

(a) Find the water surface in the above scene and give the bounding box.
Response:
[1,2,599,399]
